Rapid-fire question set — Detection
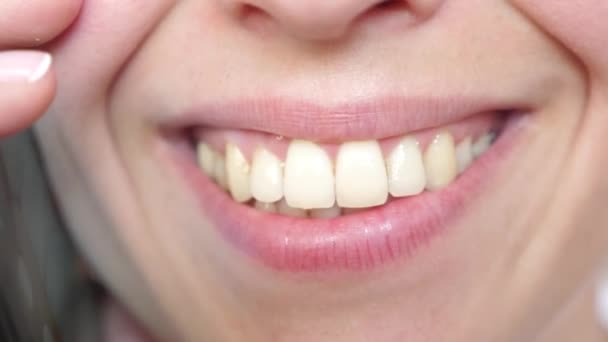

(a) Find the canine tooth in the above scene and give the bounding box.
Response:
[284,140,335,209]
[214,153,228,190]
[277,199,308,218]
[472,133,495,158]
[250,148,283,203]
[386,137,426,197]
[255,201,277,213]
[197,143,216,176]
[226,143,252,202]
[455,136,474,173]
[336,141,388,208]
[310,204,341,219]
[424,131,458,190]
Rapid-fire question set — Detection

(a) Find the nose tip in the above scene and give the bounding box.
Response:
[261,0,388,41]
[236,0,437,41]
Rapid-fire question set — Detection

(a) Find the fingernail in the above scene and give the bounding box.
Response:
[0,51,52,83]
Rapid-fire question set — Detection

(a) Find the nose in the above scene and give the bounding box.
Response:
[228,0,442,41]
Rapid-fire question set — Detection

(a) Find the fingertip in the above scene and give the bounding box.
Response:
[0,0,83,47]
[0,64,56,137]
[28,53,53,83]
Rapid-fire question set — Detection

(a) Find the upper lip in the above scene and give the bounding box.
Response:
[167,95,530,141]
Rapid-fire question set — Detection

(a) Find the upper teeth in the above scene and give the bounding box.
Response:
[250,147,283,203]
[284,140,336,209]
[424,131,458,190]
[335,141,388,208]
[472,132,495,158]
[455,136,474,174]
[386,136,427,197]
[225,143,252,203]
[197,131,495,215]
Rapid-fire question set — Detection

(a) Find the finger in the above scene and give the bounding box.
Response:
[0,0,82,48]
[0,51,55,137]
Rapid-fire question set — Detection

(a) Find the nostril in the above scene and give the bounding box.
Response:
[368,0,447,26]
[356,0,413,28]
[375,0,409,12]
[239,3,265,19]
[233,0,434,41]
[238,3,275,34]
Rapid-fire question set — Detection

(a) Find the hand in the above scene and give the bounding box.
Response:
[0,0,82,137]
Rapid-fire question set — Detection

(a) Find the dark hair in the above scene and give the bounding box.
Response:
[0,131,101,342]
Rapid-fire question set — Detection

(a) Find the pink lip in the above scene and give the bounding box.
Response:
[164,96,529,142]
[163,98,528,272]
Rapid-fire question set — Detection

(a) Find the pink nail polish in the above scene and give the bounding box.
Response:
[0,51,52,83]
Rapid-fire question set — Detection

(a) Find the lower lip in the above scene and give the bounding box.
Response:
[167,114,525,273]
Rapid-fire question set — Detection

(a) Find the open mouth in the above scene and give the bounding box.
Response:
[163,98,528,272]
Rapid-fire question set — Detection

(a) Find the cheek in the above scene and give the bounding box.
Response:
[511,0,608,80]
[49,1,173,117]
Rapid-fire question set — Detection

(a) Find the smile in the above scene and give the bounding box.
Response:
[165,97,529,272]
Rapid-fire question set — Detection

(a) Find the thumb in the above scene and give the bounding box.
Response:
[0,50,55,137]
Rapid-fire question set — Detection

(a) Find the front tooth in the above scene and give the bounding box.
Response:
[255,201,277,213]
[284,140,335,209]
[250,148,283,203]
[226,143,252,202]
[214,153,228,190]
[277,199,308,218]
[472,133,495,158]
[424,131,458,190]
[197,143,216,176]
[336,140,388,208]
[386,137,426,197]
[310,204,341,219]
[455,136,473,173]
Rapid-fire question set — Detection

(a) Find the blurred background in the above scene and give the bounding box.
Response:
[0,131,100,342]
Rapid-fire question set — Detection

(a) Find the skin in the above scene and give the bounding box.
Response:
[1,0,607,341]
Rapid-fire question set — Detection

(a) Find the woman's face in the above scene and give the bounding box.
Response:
[36,1,608,341]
